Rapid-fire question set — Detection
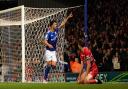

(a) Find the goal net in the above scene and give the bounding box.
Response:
[0,5,82,82]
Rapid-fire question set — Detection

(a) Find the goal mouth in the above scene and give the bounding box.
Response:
[0,5,68,82]
[0,5,83,82]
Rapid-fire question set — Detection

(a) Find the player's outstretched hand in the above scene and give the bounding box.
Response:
[68,12,73,19]
[77,75,80,83]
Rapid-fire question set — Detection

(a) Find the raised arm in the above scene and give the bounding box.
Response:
[58,12,73,29]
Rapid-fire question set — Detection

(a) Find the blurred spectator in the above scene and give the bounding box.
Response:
[70,58,81,73]
[88,0,128,71]
[112,52,120,71]
[64,0,128,72]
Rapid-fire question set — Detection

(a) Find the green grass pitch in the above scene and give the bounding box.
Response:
[0,82,128,89]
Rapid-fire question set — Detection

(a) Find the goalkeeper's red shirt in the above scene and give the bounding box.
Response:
[80,47,98,72]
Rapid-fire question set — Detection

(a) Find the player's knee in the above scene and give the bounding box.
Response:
[78,80,84,84]
[83,79,88,84]
[47,61,52,65]
[51,65,56,69]
[86,74,93,80]
[77,77,84,84]
[51,61,56,66]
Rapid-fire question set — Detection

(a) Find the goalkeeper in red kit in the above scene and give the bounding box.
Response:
[77,39,102,84]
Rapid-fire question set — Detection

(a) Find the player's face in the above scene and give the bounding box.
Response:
[52,22,57,29]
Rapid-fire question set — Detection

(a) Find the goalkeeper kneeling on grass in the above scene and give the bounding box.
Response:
[77,39,102,84]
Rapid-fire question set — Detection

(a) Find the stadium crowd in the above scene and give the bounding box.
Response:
[64,0,128,72]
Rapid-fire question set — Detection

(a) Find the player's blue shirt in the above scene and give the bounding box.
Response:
[44,28,59,51]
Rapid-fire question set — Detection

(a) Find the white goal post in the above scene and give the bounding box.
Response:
[0,5,68,82]
[0,5,83,82]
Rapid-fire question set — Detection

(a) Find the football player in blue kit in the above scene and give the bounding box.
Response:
[42,13,73,83]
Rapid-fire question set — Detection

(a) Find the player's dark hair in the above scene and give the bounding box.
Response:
[78,39,85,47]
[49,20,57,26]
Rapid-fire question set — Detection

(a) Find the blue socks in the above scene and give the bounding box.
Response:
[44,65,51,80]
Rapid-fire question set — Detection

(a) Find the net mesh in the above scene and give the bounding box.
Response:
[0,6,67,82]
[24,8,67,82]
[0,26,22,82]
